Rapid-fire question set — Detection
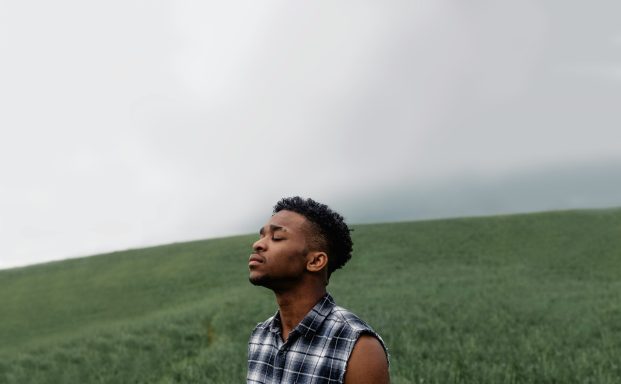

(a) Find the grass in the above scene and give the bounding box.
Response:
[1,208,620,383]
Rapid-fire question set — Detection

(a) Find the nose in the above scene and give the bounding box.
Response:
[253,237,266,252]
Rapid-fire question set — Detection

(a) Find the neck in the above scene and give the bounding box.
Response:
[274,283,326,342]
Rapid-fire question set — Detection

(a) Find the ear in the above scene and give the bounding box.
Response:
[306,251,328,273]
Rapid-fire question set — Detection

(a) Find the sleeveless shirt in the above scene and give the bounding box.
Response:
[247,293,388,383]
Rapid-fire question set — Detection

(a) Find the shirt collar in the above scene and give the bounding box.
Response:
[268,293,336,339]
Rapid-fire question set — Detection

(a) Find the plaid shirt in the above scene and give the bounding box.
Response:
[247,293,387,383]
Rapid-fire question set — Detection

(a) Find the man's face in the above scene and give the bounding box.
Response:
[249,210,312,289]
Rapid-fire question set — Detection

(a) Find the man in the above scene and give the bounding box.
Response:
[247,196,389,384]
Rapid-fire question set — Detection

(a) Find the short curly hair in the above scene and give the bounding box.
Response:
[273,196,353,278]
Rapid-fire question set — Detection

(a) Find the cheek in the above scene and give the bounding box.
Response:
[287,249,309,271]
[271,245,306,271]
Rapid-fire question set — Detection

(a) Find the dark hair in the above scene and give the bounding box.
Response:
[273,196,353,278]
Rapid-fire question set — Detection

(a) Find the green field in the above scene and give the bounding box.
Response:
[1,208,620,383]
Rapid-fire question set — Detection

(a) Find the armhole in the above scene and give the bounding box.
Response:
[340,330,390,383]
[358,330,390,365]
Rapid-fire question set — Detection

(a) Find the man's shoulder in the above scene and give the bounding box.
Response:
[328,305,389,360]
[329,305,375,332]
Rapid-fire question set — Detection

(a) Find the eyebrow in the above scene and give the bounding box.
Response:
[259,224,286,236]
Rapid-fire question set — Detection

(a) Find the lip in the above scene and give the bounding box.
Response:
[248,254,264,267]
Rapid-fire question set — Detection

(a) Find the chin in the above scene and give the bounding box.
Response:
[249,273,268,287]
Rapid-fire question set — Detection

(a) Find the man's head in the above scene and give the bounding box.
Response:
[249,197,353,289]
[273,197,352,277]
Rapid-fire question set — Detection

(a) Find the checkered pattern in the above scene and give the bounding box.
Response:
[247,293,387,383]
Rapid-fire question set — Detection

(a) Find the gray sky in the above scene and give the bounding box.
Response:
[1,1,620,269]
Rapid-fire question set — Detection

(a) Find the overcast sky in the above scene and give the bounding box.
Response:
[1,1,620,270]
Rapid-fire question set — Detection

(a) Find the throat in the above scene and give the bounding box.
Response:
[275,288,327,342]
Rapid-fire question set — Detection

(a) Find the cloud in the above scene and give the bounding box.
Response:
[338,158,621,224]
[558,60,621,82]
[1,1,620,269]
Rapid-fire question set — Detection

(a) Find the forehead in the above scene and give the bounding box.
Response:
[266,210,309,232]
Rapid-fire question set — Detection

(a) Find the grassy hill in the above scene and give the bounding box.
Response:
[1,208,620,383]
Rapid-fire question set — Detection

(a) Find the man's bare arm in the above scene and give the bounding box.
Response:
[344,335,390,384]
